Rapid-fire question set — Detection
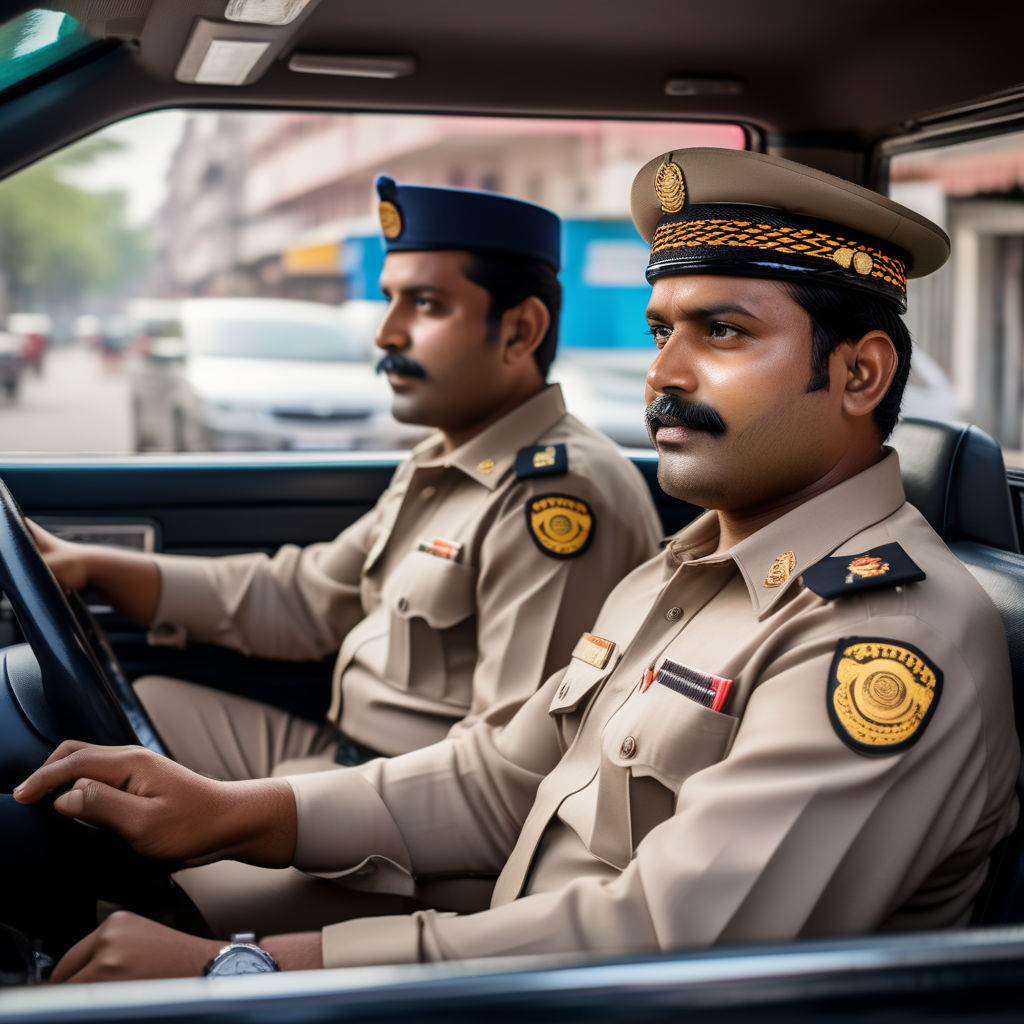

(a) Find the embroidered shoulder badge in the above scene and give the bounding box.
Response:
[828,637,942,756]
[802,542,925,599]
[515,443,568,479]
[526,494,594,559]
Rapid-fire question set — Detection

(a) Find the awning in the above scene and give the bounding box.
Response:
[281,240,341,276]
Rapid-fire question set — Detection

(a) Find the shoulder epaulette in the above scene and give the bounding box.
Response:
[802,542,925,599]
[515,443,568,479]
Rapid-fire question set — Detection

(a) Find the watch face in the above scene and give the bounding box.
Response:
[207,945,278,976]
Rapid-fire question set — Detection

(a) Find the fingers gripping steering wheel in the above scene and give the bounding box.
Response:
[0,476,164,754]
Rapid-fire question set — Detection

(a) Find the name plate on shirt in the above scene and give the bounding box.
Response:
[417,537,463,561]
[571,632,615,669]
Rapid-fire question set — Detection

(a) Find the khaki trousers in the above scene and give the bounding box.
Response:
[134,676,341,781]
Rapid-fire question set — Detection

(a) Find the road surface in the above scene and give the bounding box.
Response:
[0,344,132,454]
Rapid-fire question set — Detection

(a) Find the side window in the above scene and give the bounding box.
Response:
[0,111,744,457]
[888,131,1024,467]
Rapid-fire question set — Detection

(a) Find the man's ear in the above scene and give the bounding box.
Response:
[500,296,549,365]
[836,330,899,419]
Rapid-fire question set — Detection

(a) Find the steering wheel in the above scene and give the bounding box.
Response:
[0,475,163,753]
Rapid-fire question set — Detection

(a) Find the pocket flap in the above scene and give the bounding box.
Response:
[548,658,611,715]
[606,682,739,789]
[385,550,477,629]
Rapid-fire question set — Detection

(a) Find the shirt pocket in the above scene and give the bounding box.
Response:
[607,681,739,788]
[587,683,739,867]
[381,550,478,704]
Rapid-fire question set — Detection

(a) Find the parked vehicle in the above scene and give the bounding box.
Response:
[0,331,22,400]
[129,297,424,452]
[6,313,53,375]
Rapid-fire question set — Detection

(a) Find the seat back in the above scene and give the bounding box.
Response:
[891,418,1024,922]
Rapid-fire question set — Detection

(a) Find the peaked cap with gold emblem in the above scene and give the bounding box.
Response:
[630,148,949,311]
[375,176,561,270]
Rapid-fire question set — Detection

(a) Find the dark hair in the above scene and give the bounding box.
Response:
[783,281,912,441]
[461,251,562,377]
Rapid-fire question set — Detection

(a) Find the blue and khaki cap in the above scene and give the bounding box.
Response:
[630,148,949,311]
[375,176,561,271]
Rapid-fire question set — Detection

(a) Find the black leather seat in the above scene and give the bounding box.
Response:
[891,417,1024,922]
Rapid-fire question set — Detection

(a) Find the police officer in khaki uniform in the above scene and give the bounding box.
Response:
[18,148,1018,982]
[33,178,662,781]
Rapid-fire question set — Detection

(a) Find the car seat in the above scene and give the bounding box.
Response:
[891,417,1024,923]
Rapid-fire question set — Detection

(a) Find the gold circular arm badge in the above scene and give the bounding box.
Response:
[526,494,594,559]
[827,638,942,756]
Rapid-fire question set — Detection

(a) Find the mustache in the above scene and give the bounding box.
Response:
[644,394,727,439]
[375,351,427,379]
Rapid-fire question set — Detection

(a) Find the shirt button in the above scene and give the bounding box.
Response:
[558,681,570,699]
[619,736,637,759]
[420,486,437,500]
[665,606,683,621]
[397,597,409,612]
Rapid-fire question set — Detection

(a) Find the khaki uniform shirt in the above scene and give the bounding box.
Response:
[283,451,1019,966]
[148,384,662,754]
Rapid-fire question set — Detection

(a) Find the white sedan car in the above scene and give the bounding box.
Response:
[130,297,425,452]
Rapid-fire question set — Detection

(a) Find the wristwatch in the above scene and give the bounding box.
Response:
[203,933,280,977]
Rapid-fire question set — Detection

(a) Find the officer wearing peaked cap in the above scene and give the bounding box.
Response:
[17,150,1018,981]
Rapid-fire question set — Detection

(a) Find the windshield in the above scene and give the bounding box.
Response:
[0,108,744,454]
[186,316,369,362]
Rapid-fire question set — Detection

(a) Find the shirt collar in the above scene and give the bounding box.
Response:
[668,449,907,617]
[411,383,568,490]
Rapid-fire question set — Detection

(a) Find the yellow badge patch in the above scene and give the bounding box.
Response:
[378,200,402,238]
[526,494,594,559]
[828,637,942,756]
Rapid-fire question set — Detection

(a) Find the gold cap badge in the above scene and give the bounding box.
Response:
[378,200,402,239]
[655,154,686,214]
[764,550,797,588]
[526,494,594,559]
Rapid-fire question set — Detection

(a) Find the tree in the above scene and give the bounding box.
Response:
[0,138,147,317]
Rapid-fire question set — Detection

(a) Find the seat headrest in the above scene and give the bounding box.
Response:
[891,418,1021,553]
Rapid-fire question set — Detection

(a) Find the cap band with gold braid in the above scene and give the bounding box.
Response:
[631,148,950,313]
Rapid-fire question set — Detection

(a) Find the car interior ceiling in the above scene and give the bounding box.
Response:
[1,1,1024,184]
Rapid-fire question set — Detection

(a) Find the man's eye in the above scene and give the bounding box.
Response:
[415,296,441,312]
[709,322,739,340]
[646,324,671,346]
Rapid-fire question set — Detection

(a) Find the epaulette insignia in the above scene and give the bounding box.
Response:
[515,443,567,479]
[802,542,924,599]
[526,494,594,559]
[828,636,942,756]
